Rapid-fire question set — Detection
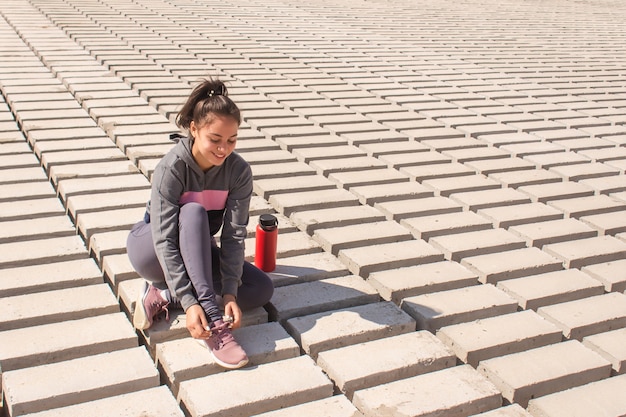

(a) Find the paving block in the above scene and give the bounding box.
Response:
[48,160,141,186]
[401,284,518,332]
[583,328,626,374]
[267,252,350,287]
[400,161,475,181]
[0,197,65,222]
[465,157,536,175]
[489,169,563,189]
[177,355,333,417]
[537,293,626,340]
[527,373,626,417]
[269,188,359,216]
[508,218,597,248]
[377,196,462,221]
[317,331,456,399]
[1,284,119,331]
[549,162,620,181]
[436,310,563,367]
[102,253,139,291]
[580,175,626,194]
[461,248,563,284]
[2,347,159,416]
[548,194,626,219]
[429,228,526,262]
[156,322,301,395]
[401,211,493,240]
[329,167,408,189]
[251,161,316,180]
[246,230,321,261]
[543,235,626,268]
[338,240,445,278]
[66,188,149,219]
[0,258,102,297]
[349,181,434,205]
[252,395,363,417]
[309,156,386,176]
[252,175,337,199]
[0,313,137,372]
[19,386,184,417]
[352,364,502,417]
[477,202,563,228]
[267,275,379,323]
[378,150,450,168]
[517,181,594,203]
[367,261,478,304]
[0,181,57,203]
[313,221,413,255]
[284,301,415,359]
[76,206,145,240]
[56,174,151,200]
[442,146,510,163]
[478,340,612,407]
[496,269,605,311]
[449,188,532,211]
[290,205,385,234]
[580,210,626,236]
[88,229,129,264]
[582,259,626,292]
[469,404,533,417]
[423,175,502,196]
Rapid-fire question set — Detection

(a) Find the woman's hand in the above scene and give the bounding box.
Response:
[186,304,211,339]
[223,294,243,329]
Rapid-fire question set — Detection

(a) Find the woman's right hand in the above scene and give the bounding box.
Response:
[186,304,211,339]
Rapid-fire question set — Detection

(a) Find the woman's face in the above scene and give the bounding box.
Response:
[190,115,238,171]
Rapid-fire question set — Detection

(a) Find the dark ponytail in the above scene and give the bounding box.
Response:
[176,78,241,130]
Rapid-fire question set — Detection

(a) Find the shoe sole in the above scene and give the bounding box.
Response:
[196,338,249,370]
[132,280,151,330]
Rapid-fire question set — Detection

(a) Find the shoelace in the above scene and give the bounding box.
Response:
[210,322,235,349]
[152,300,170,322]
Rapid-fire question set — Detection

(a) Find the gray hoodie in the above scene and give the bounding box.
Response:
[146,136,253,311]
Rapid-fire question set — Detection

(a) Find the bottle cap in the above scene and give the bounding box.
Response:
[259,214,278,230]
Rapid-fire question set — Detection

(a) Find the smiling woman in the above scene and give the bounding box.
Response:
[125,78,274,370]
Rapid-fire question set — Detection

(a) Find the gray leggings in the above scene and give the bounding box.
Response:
[126,202,274,322]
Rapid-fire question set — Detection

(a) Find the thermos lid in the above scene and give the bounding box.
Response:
[259,213,278,229]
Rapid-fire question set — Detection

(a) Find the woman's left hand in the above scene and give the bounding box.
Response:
[222,294,243,329]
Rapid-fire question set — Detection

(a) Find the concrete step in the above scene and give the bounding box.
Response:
[436,310,563,366]
[177,355,333,417]
[317,331,456,399]
[537,292,626,341]
[19,386,184,417]
[527,373,626,417]
[352,364,501,417]
[478,340,612,407]
[2,347,159,416]
[284,301,415,359]
[156,322,301,395]
[582,328,626,375]
[401,283,518,332]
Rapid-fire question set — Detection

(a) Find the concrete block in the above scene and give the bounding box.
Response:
[41,148,128,170]
[269,188,359,216]
[478,340,612,407]
[499,141,564,157]
[246,230,321,261]
[429,228,526,262]
[2,347,159,416]
[543,235,626,268]
[177,355,333,417]
[582,259,626,292]
[548,194,626,219]
[449,188,532,211]
[1,284,119,331]
[19,386,184,417]
[465,157,535,175]
[313,221,413,255]
[317,331,456,399]
[423,175,502,196]
[377,196,462,221]
[156,322,300,395]
[0,197,65,222]
[469,404,533,417]
[359,140,427,157]
[401,284,518,332]
[48,160,141,186]
[583,328,626,374]
[268,275,379,323]
[400,162,475,181]
[436,310,563,366]
[518,181,594,203]
[496,269,605,311]
[537,293,626,340]
[76,206,146,240]
[102,253,139,290]
[338,240,445,278]
[88,229,129,264]
[580,210,626,236]
[527,373,626,417]
[0,258,102,297]
[509,218,597,248]
[0,313,137,372]
[267,252,350,287]
[442,146,509,163]
[56,174,150,200]
[251,161,316,180]
[378,150,450,168]
[0,181,56,203]
[489,169,562,189]
[252,395,363,417]
[353,364,501,417]
[66,188,149,219]
[401,211,493,240]
[349,181,433,205]
[252,175,337,199]
[329,168,408,189]
[461,247,564,284]
[290,205,385,234]
[477,202,563,228]
[367,261,478,304]
[549,162,620,181]
[309,156,386,176]
[284,301,415,359]
[580,175,626,194]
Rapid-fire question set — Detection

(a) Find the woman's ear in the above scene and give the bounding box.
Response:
[189,120,197,138]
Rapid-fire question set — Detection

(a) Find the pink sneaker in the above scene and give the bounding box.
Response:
[201,319,249,369]
[133,281,169,330]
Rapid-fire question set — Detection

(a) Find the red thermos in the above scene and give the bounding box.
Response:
[255,214,278,272]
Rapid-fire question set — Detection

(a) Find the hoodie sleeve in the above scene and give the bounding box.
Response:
[219,158,253,297]
[150,159,198,311]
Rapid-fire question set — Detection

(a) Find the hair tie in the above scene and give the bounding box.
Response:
[207,85,225,98]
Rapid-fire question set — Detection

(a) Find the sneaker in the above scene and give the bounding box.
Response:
[133,281,170,330]
[200,319,249,369]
